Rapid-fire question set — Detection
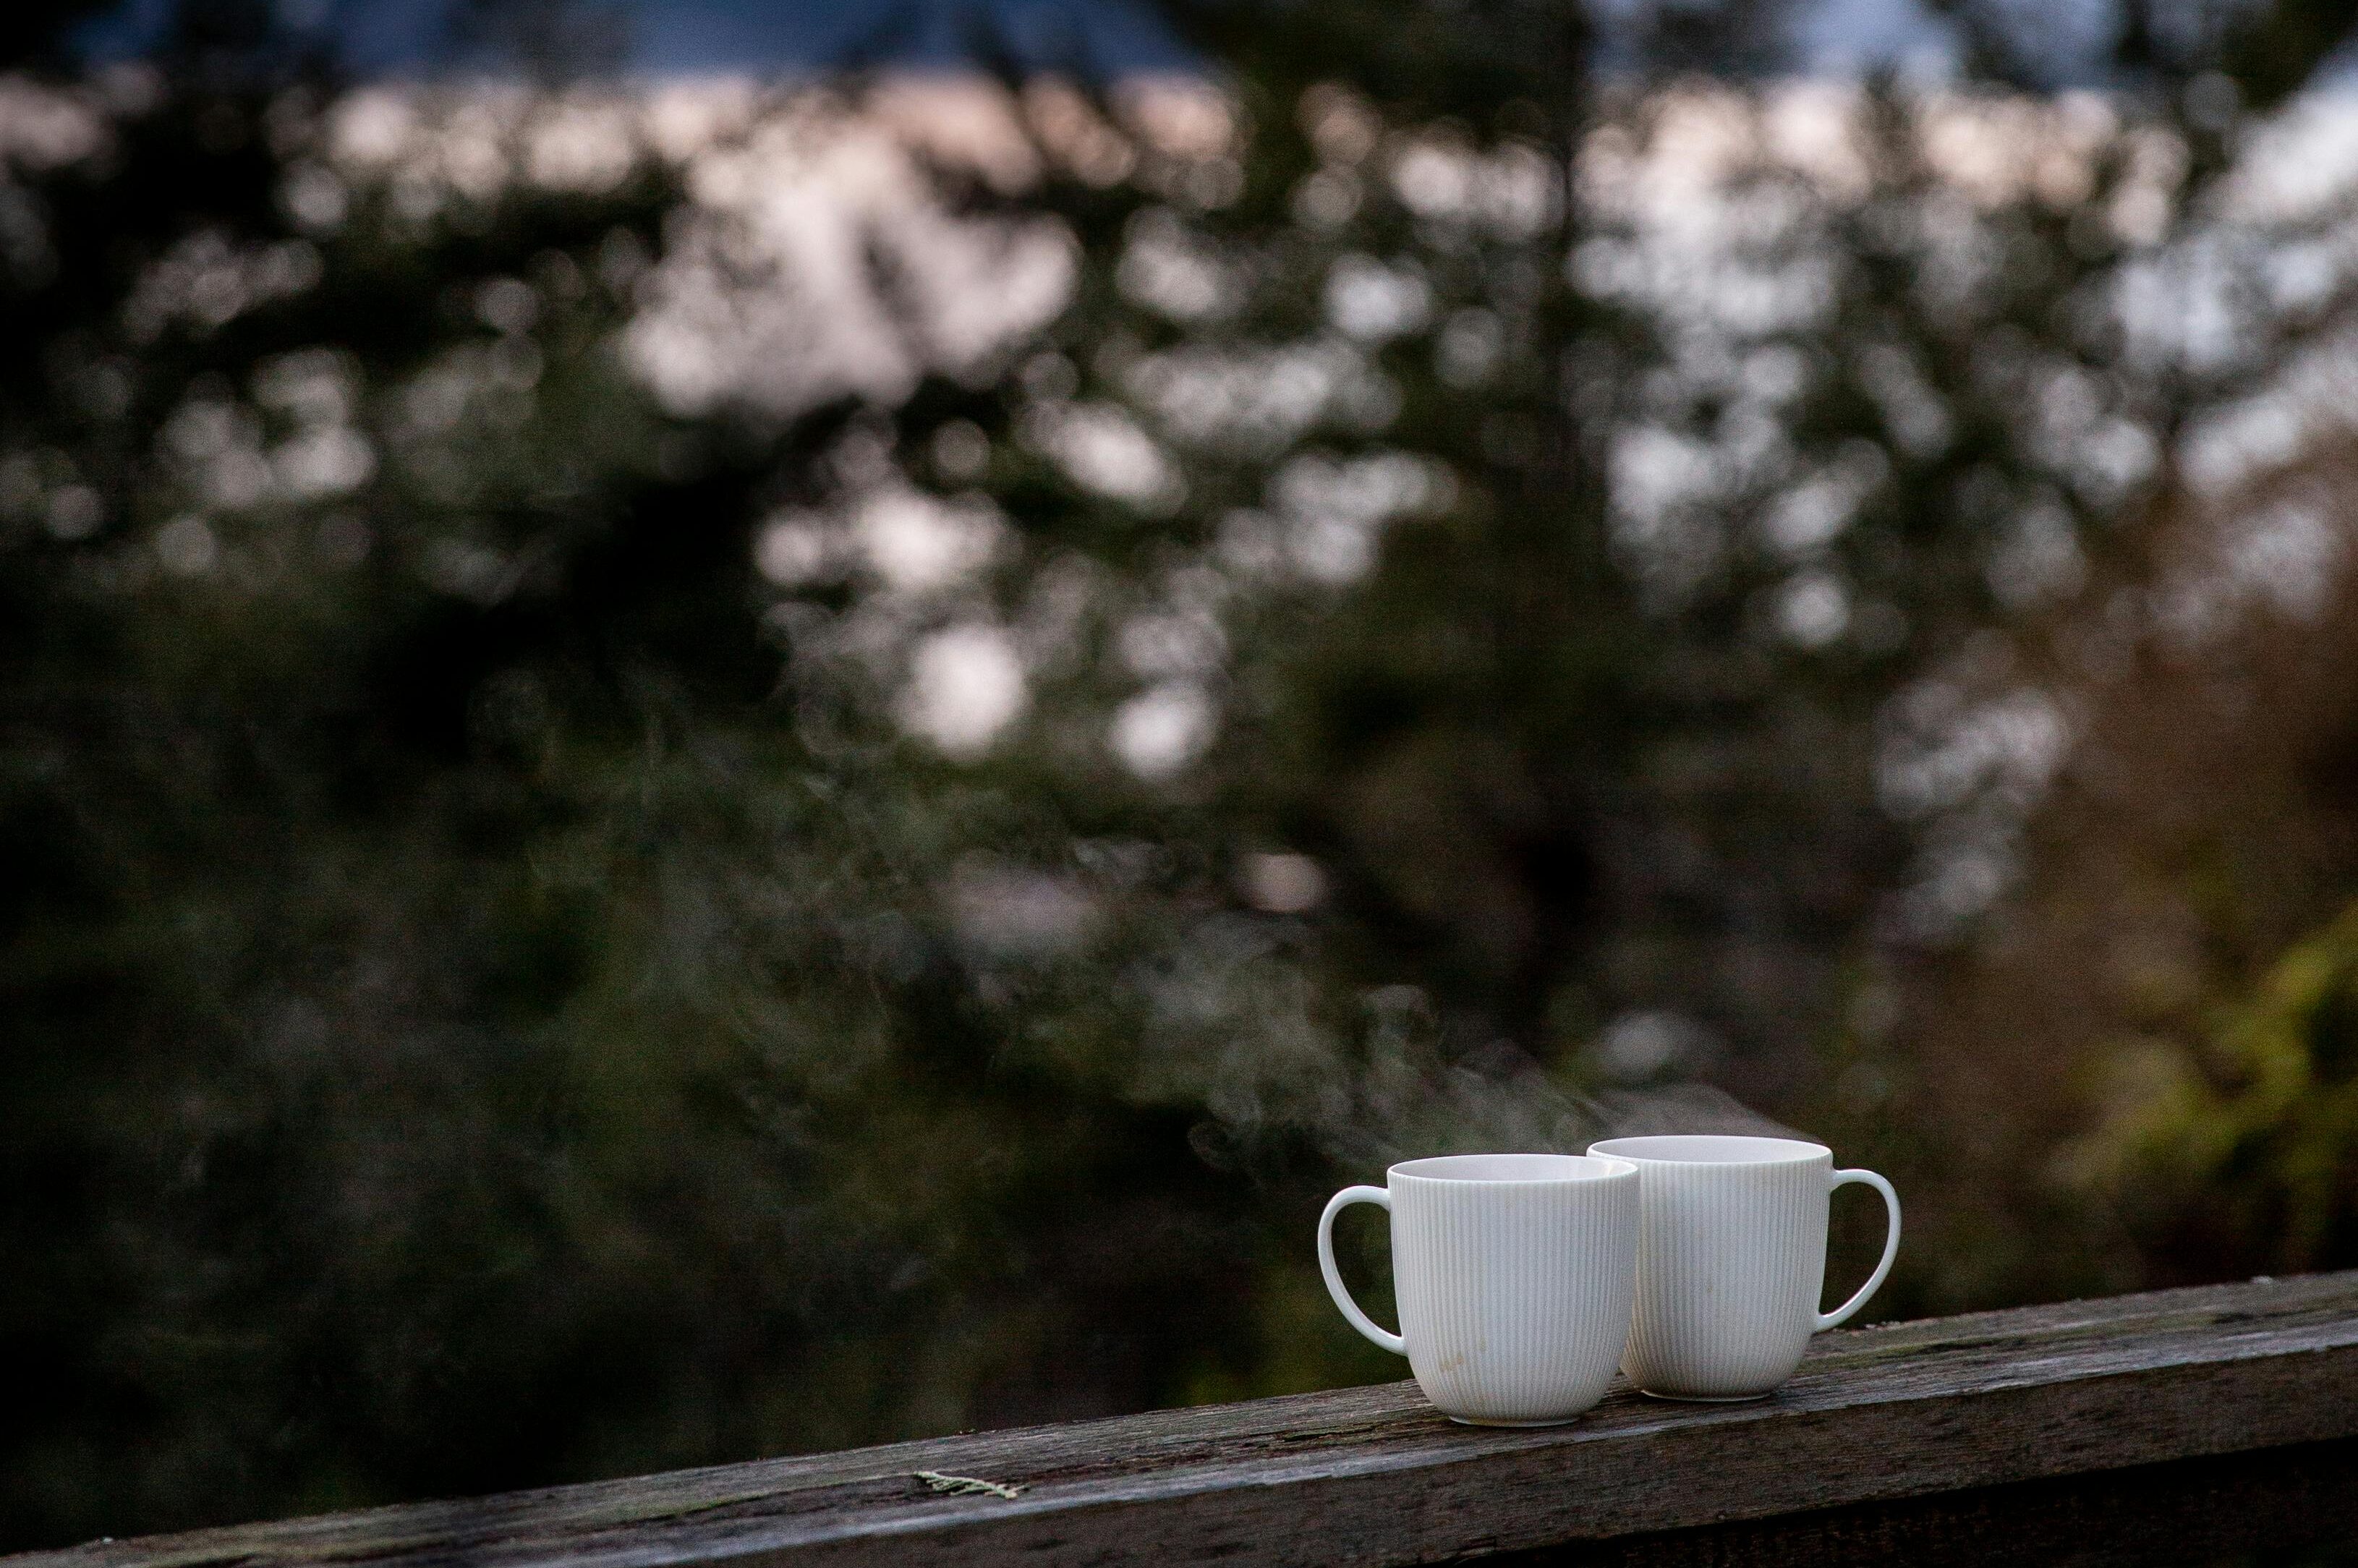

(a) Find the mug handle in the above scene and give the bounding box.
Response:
[1317,1185,1405,1355]
[1815,1168,1902,1331]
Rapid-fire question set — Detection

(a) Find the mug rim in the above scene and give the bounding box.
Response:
[1388,1151,1635,1185]
[1586,1133,1831,1166]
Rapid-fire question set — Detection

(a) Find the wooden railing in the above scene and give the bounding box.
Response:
[11,1272,2358,1568]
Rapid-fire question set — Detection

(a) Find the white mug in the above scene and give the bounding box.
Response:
[1317,1153,1638,1426]
[1585,1135,1899,1400]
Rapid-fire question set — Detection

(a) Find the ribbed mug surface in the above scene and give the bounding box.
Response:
[1317,1153,1638,1426]
[1587,1135,1899,1401]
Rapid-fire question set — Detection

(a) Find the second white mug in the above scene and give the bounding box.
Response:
[1586,1134,1900,1401]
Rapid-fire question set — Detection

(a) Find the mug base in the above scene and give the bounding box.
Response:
[1445,1413,1586,1428]
[1638,1389,1771,1403]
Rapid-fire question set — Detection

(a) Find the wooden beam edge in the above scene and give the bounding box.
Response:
[12,1272,2358,1568]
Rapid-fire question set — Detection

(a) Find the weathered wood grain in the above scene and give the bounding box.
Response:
[12,1272,2358,1568]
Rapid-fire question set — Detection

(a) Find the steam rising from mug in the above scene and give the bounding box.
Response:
[1177,984,1801,1175]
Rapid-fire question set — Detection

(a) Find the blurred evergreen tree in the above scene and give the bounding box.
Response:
[0,1,1365,1543]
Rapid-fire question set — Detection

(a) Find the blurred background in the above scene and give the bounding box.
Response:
[9,0,2358,1546]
